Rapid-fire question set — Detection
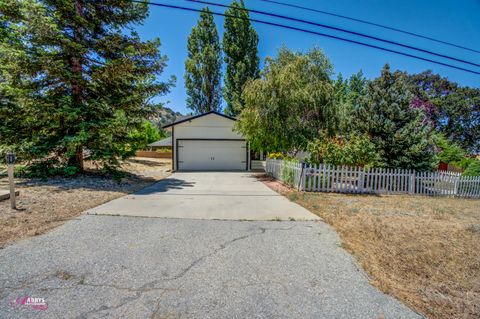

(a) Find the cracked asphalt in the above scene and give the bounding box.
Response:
[0,215,422,318]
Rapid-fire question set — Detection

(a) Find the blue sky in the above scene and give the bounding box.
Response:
[136,0,480,114]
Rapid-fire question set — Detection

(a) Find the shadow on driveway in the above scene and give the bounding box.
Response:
[135,178,196,195]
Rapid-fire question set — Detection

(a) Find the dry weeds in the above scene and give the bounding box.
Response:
[262,176,480,319]
[0,157,171,248]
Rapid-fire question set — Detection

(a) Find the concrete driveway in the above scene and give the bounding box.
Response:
[0,216,421,318]
[88,172,320,221]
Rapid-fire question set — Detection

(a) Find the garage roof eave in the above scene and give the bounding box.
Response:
[162,111,237,129]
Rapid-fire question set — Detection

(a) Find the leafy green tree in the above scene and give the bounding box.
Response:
[223,0,259,116]
[129,120,164,151]
[236,47,336,153]
[185,7,222,114]
[0,0,173,172]
[408,71,479,153]
[355,64,437,171]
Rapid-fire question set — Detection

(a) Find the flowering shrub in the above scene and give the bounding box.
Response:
[267,152,283,159]
[307,131,380,168]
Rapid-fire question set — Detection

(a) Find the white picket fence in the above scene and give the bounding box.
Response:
[265,159,480,198]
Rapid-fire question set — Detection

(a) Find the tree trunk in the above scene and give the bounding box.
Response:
[75,146,84,171]
[69,0,84,170]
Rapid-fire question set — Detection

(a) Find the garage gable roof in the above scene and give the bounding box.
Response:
[162,111,237,129]
[147,137,172,147]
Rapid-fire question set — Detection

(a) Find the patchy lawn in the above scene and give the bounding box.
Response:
[0,157,171,248]
[261,176,480,319]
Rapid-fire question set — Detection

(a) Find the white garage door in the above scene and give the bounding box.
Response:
[178,140,247,171]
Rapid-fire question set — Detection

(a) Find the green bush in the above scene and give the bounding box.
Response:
[435,134,465,164]
[14,159,81,178]
[454,157,476,170]
[281,158,299,186]
[307,131,380,168]
[463,160,480,177]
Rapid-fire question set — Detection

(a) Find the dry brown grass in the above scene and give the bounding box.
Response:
[0,157,171,248]
[263,177,480,319]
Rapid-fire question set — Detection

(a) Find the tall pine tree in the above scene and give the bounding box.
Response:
[0,0,173,171]
[355,65,437,170]
[223,0,259,116]
[185,7,222,114]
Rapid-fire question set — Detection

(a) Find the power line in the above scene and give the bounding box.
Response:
[131,0,480,75]
[259,0,480,55]
[186,0,480,68]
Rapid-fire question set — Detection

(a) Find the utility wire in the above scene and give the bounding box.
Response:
[131,0,480,75]
[259,0,480,55]
[186,0,480,68]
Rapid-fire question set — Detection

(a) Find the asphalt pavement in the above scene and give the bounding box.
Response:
[0,215,422,318]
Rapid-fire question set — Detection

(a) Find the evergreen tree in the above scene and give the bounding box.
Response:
[333,74,349,133]
[355,65,437,170]
[223,0,259,116]
[0,0,173,171]
[334,71,367,135]
[346,70,367,108]
[185,7,222,114]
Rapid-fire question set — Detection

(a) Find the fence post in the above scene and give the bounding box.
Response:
[409,170,415,194]
[298,162,305,191]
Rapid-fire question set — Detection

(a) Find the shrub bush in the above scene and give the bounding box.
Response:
[435,134,465,164]
[462,160,480,177]
[307,132,380,168]
[281,158,299,186]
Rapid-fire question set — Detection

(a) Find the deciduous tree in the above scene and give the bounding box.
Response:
[185,7,222,113]
[223,0,259,116]
[236,47,336,153]
[408,71,479,153]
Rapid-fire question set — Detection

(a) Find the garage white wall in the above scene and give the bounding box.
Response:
[172,113,245,171]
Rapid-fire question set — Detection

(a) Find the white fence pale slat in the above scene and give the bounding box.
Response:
[337,166,341,193]
[385,168,389,194]
[336,166,340,193]
[376,168,381,193]
[379,168,383,193]
[388,169,392,194]
[320,164,324,192]
[364,168,369,194]
[327,164,332,192]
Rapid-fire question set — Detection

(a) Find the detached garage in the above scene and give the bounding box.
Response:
[163,111,249,171]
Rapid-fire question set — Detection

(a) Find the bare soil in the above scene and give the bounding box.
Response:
[0,157,171,248]
[260,175,480,319]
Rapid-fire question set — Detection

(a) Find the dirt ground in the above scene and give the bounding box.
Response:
[0,157,171,248]
[261,176,480,319]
